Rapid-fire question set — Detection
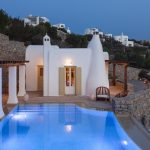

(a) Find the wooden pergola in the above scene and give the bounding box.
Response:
[105,60,129,94]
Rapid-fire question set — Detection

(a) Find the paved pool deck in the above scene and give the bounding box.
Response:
[118,116,150,150]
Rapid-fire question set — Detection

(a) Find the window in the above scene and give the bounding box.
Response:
[65,67,75,87]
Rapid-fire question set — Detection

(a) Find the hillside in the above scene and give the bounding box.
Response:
[0,9,150,69]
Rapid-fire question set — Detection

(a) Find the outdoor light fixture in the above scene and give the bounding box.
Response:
[65,59,73,66]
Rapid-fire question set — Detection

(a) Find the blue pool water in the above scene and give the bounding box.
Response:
[0,104,140,150]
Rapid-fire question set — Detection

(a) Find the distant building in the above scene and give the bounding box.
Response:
[52,23,71,34]
[53,23,66,29]
[114,33,134,47]
[105,33,113,38]
[24,15,49,27]
[85,28,104,36]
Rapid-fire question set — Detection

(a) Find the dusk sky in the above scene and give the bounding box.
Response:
[0,0,150,40]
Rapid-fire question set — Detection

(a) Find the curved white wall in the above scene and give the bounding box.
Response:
[86,35,109,97]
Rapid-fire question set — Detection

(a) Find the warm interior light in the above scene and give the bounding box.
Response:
[65,59,73,66]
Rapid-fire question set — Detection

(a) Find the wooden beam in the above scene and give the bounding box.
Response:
[124,65,128,93]
[0,60,29,67]
[112,64,116,86]
[105,60,129,66]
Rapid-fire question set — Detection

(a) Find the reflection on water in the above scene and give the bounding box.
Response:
[0,104,140,150]
[1,112,30,144]
[59,104,81,125]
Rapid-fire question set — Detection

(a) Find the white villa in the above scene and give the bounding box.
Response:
[105,33,113,38]
[114,33,134,47]
[26,34,109,97]
[85,28,104,36]
[52,23,71,34]
[24,15,49,27]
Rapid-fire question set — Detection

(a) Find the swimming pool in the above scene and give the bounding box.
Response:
[0,104,140,150]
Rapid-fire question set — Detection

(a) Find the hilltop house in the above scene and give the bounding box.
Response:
[114,33,134,47]
[24,15,49,27]
[26,34,109,97]
[52,23,71,34]
[85,28,104,36]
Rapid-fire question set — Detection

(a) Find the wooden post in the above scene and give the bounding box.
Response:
[124,65,128,93]
[113,64,116,86]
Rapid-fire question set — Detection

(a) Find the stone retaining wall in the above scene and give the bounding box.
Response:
[109,64,141,81]
[0,33,25,60]
[112,89,150,130]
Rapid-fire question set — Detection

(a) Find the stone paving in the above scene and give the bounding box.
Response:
[118,116,150,150]
[129,80,147,92]
[2,92,112,115]
[2,83,124,115]
[2,80,147,115]
[23,95,112,110]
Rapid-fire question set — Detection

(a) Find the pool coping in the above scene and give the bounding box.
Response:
[131,116,150,139]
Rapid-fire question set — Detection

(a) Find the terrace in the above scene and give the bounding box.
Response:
[0,60,150,150]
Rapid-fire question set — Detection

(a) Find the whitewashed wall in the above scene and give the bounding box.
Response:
[26,45,43,91]
[49,48,91,96]
[26,45,91,95]
[25,35,109,97]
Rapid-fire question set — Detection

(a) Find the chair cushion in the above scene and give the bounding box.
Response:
[97,95,109,98]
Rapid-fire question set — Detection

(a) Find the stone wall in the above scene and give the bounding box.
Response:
[109,64,141,81]
[112,89,150,131]
[0,33,26,93]
[57,30,67,42]
[0,33,25,60]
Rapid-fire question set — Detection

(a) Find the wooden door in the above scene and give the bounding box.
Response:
[37,66,43,91]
